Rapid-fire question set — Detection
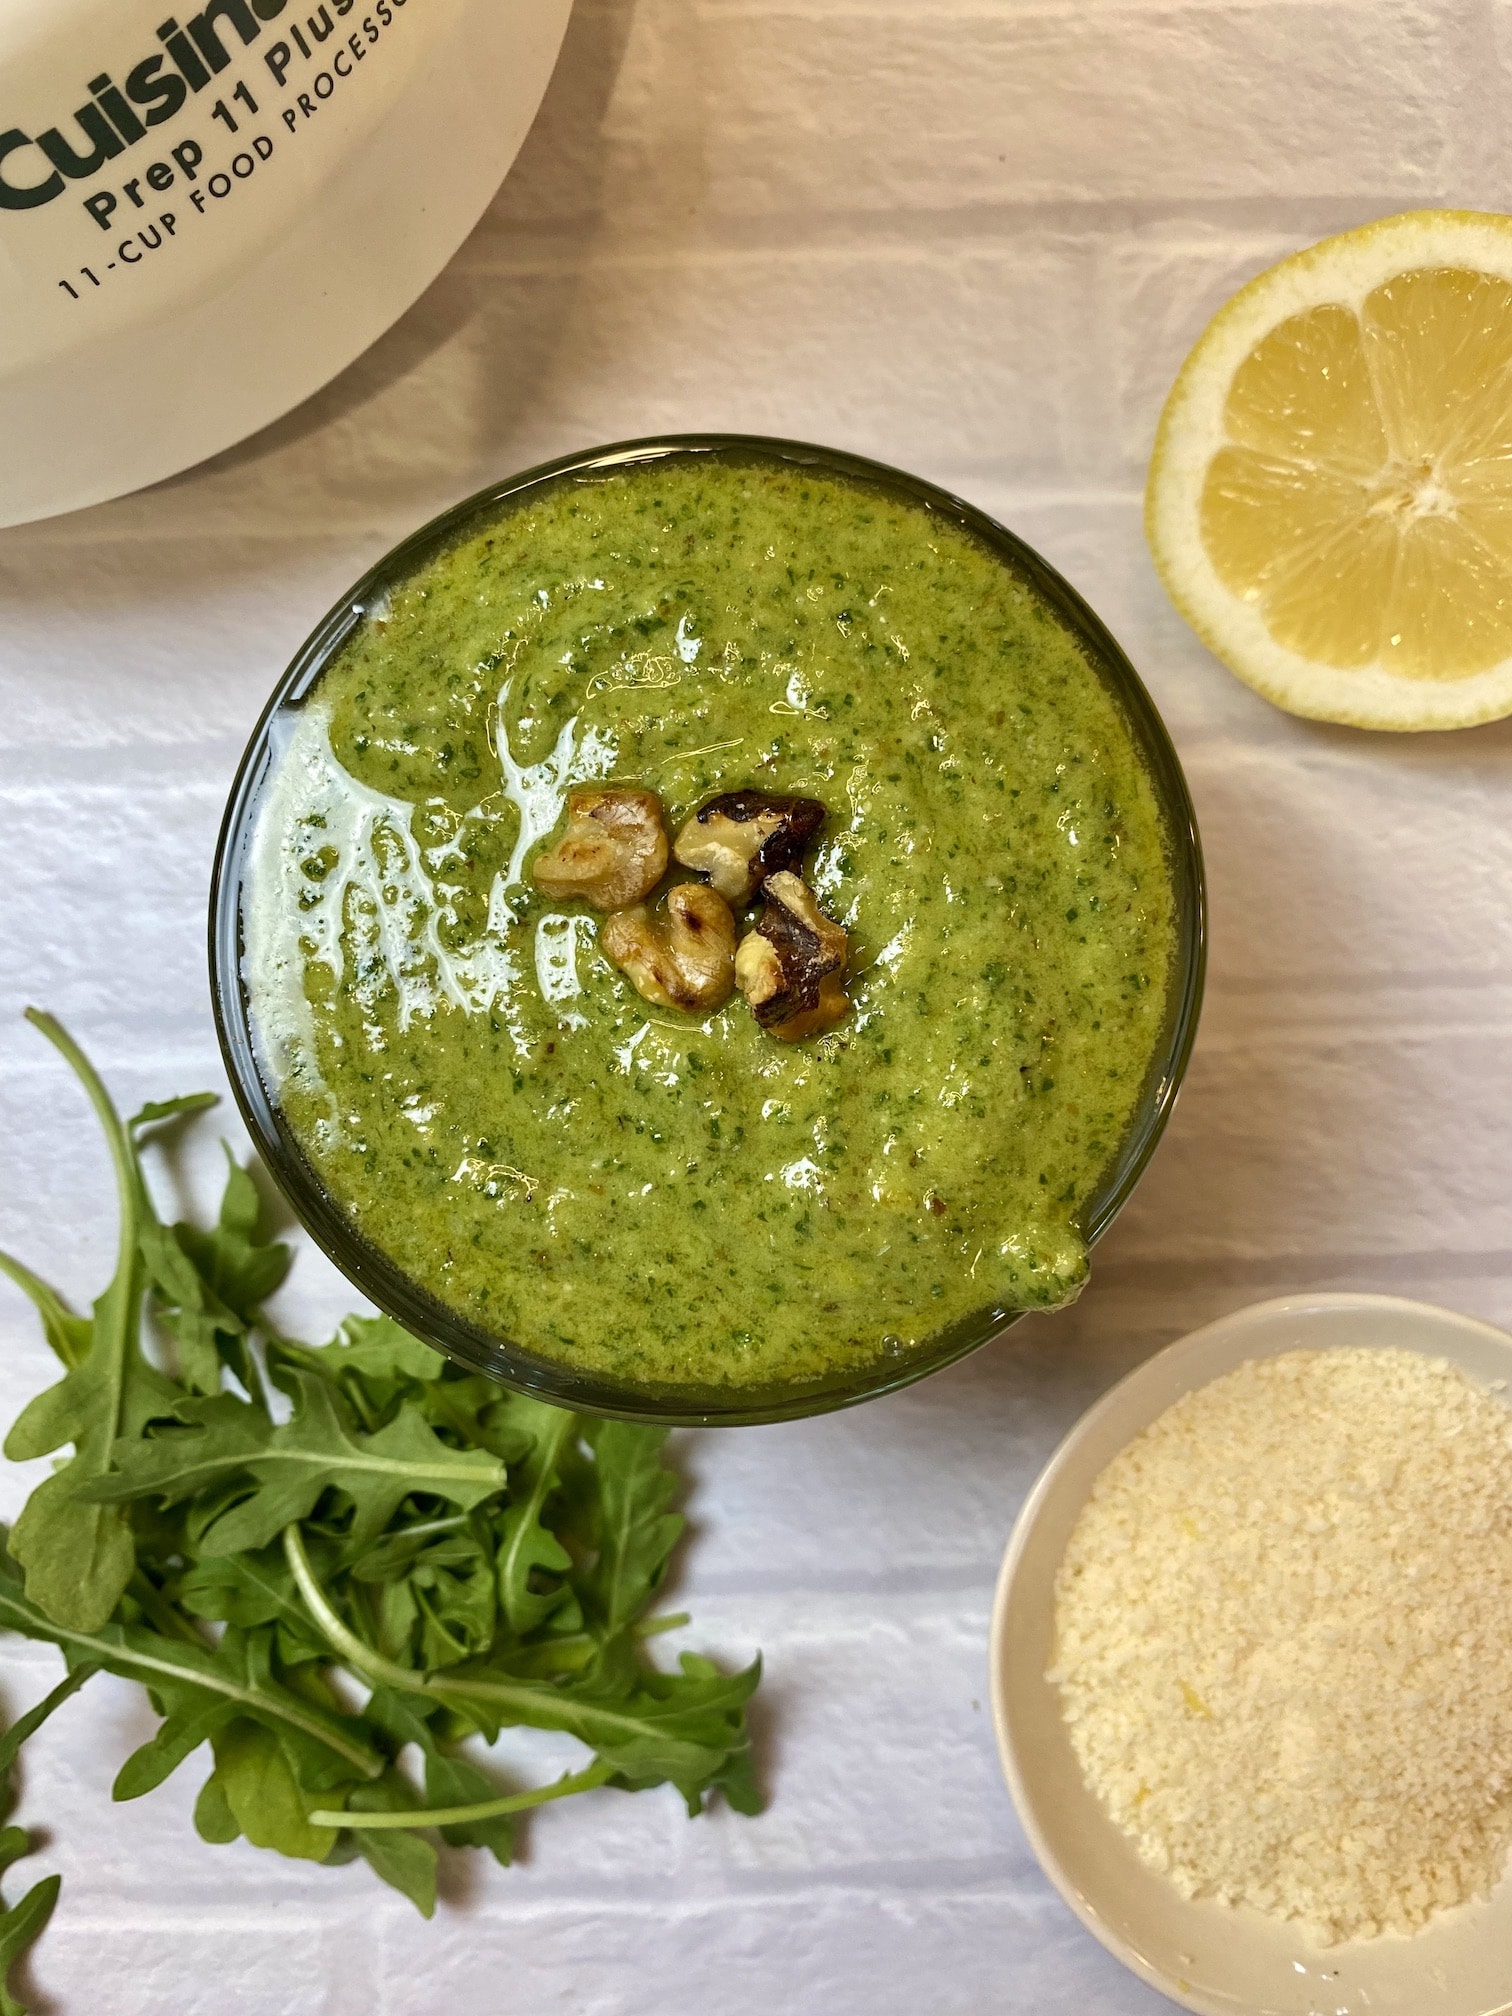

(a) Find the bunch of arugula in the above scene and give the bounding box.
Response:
[0,1010,759,1998]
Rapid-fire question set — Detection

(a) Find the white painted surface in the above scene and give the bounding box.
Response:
[2,2,1510,2010]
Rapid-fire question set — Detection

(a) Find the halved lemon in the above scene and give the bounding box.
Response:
[1146,209,1512,730]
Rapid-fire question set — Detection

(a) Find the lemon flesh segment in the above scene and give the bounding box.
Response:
[1222,299,1389,473]
[1201,444,1396,667]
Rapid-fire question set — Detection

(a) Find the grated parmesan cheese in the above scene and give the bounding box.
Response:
[1049,1347,1512,1942]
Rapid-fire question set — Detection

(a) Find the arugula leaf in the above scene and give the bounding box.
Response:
[174,1150,290,1326]
[210,1720,338,1863]
[5,1013,178,1631]
[191,1770,240,1845]
[494,1401,575,1635]
[347,1515,473,1584]
[342,1775,438,1915]
[417,1377,535,1466]
[0,1859,57,2016]
[176,1546,325,1664]
[0,1668,96,1792]
[129,1095,220,1132]
[578,1422,684,1642]
[318,1316,444,1387]
[135,1221,239,1397]
[400,1534,496,1673]
[0,1656,98,2016]
[88,1375,506,1555]
[135,1150,288,1397]
[0,1256,90,1374]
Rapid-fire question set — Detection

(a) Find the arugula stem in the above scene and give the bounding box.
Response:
[127,1571,206,1648]
[634,1613,690,1639]
[239,1335,278,1422]
[26,1010,139,1295]
[307,1760,613,1832]
[411,1583,469,1661]
[0,1664,97,1780]
[284,1524,428,1695]
[100,1442,507,1505]
[24,1011,138,1441]
[366,1514,468,1553]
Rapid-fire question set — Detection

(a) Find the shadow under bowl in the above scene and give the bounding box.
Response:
[209,433,1206,1426]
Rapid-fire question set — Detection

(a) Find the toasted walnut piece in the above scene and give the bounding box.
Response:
[532,787,669,911]
[603,883,737,1013]
[734,869,849,1042]
[673,789,826,904]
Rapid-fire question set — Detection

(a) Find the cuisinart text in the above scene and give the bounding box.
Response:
[0,0,407,218]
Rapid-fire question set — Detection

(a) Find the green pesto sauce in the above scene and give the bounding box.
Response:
[248,457,1177,1396]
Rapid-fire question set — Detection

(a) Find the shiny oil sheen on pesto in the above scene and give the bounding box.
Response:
[245,459,1176,1393]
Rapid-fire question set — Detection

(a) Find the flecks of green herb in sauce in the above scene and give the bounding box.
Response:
[247,459,1177,1393]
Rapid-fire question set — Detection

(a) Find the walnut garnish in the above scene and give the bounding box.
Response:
[734,870,848,1042]
[673,789,826,904]
[532,787,669,911]
[603,883,737,1013]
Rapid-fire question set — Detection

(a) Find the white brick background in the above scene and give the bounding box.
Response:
[3,1,1512,2009]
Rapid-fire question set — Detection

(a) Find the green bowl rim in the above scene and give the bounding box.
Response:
[208,432,1207,1426]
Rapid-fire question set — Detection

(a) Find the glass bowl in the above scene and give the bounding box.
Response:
[209,435,1206,1426]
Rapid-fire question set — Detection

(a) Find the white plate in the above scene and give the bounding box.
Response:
[990,1292,1512,2016]
[0,0,572,527]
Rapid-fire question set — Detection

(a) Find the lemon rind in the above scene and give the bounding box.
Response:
[1146,208,1512,732]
